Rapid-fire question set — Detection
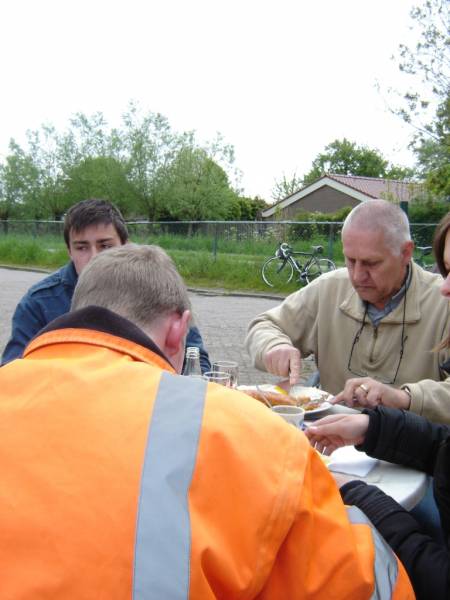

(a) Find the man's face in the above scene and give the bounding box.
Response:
[68,223,123,275]
[342,227,413,309]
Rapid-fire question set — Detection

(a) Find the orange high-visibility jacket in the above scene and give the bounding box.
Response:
[0,309,414,599]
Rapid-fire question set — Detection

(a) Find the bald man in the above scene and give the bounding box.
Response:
[245,199,450,396]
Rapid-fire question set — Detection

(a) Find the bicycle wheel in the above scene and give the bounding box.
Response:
[261,257,294,287]
[304,258,336,284]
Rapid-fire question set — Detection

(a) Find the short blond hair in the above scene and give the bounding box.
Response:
[71,244,191,330]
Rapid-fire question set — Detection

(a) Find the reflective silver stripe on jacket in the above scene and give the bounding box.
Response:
[346,506,399,599]
[133,372,207,599]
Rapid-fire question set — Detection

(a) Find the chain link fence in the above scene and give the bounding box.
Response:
[0,219,440,262]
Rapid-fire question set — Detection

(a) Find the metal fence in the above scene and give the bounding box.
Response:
[0,219,439,260]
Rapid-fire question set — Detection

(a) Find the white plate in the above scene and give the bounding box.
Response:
[303,400,332,417]
[238,384,332,416]
[289,385,332,417]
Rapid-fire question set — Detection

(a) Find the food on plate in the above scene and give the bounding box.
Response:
[289,385,330,411]
[238,386,298,407]
[237,384,329,411]
[297,397,323,411]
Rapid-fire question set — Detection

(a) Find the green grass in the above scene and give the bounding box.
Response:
[0,235,68,269]
[0,233,342,294]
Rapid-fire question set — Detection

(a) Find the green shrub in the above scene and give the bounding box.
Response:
[409,201,449,223]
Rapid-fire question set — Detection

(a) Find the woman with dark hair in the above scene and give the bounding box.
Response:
[433,212,450,280]
[306,213,450,600]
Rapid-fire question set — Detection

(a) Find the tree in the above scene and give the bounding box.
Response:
[302,138,413,185]
[68,112,113,159]
[157,147,238,221]
[389,0,449,199]
[233,196,268,220]
[118,102,188,220]
[0,140,45,219]
[412,91,450,199]
[63,156,139,216]
[0,102,243,221]
[391,0,449,137]
[271,172,303,201]
[202,132,242,193]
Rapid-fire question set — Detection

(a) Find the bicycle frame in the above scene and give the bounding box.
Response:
[261,242,334,288]
[290,251,317,270]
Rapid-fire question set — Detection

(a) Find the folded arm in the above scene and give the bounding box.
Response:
[341,480,449,600]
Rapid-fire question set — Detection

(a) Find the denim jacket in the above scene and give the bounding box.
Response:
[2,262,211,372]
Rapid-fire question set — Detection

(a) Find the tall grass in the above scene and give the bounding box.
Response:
[0,235,68,269]
[0,233,339,293]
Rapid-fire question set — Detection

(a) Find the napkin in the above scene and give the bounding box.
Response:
[327,445,378,477]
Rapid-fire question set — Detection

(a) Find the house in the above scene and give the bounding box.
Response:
[261,174,422,220]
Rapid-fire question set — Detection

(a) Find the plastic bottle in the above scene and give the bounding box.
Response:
[183,346,202,377]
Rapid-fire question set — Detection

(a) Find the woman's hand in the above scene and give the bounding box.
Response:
[305,413,370,454]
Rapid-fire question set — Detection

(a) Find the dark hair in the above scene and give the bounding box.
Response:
[432,212,450,350]
[63,199,129,247]
[433,212,450,277]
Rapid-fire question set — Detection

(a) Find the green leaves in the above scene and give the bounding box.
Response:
[0,102,244,221]
[389,0,449,199]
[300,138,411,184]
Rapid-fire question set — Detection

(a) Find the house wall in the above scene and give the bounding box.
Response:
[268,186,361,219]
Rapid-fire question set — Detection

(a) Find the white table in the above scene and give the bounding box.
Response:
[364,457,429,510]
[306,403,428,510]
[240,386,429,510]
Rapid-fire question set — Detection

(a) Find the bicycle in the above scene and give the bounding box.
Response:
[414,246,436,272]
[261,242,336,288]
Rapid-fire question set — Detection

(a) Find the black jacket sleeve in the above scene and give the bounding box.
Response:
[341,480,450,600]
[359,406,450,475]
[433,436,450,546]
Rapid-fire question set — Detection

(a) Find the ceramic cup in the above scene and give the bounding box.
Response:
[271,405,305,428]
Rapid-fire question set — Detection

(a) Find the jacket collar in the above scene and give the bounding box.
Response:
[36,305,171,365]
[339,261,422,324]
[61,261,79,286]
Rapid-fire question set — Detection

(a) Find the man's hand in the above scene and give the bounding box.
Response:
[331,377,411,410]
[305,413,370,454]
[263,344,301,386]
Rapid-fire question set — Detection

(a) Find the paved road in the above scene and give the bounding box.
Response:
[0,267,315,385]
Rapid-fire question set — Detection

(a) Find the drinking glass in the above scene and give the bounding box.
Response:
[204,370,232,386]
[211,360,239,388]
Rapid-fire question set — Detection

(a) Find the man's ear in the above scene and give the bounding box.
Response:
[402,240,414,264]
[164,310,191,358]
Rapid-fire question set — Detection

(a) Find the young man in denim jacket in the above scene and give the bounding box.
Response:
[1,198,210,372]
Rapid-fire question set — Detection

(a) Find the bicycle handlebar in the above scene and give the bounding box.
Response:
[277,242,293,259]
[416,246,432,255]
[277,242,322,258]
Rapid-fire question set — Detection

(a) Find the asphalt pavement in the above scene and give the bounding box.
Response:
[0,266,315,385]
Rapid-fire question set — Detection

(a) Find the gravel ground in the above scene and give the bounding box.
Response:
[0,266,316,385]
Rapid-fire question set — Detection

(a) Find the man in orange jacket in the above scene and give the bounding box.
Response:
[0,244,414,599]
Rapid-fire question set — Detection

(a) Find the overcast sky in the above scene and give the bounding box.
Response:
[0,0,421,201]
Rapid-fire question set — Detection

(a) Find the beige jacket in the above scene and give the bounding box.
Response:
[246,262,450,420]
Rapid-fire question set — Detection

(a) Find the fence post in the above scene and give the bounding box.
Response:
[328,223,334,259]
[213,222,218,261]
